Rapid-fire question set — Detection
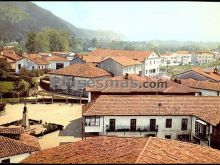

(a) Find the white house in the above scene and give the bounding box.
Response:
[0,136,39,163]
[46,56,69,70]
[82,95,220,147]
[97,56,142,76]
[15,54,49,74]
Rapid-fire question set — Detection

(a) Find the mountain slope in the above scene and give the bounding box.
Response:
[0,1,124,41]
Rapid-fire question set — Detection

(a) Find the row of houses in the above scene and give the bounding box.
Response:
[160,50,220,66]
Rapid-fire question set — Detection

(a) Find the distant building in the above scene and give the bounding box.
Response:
[49,63,112,96]
[173,67,220,83]
[21,136,220,164]
[97,56,142,76]
[178,78,220,96]
[192,51,215,64]
[70,49,161,76]
[46,56,69,70]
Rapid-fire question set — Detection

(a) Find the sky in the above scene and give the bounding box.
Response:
[33,1,220,42]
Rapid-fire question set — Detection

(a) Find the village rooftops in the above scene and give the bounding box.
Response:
[49,63,112,78]
[0,136,39,159]
[2,48,24,62]
[24,54,49,65]
[19,133,41,150]
[99,56,142,66]
[21,136,220,164]
[83,95,220,126]
[87,48,155,62]
[46,56,69,62]
[85,74,199,94]
[79,54,107,63]
[179,78,220,92]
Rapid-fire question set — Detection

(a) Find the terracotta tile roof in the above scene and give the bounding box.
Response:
[161,52,174,57]
[85,74,198,94]
[83,95,220,125]
[19,134,41,150]
[25,54,49,65]
[81,55,108,63]
[0,127,24,135]
[21,136,220,164]
[180,78,220,92]
[0,136,39,158]
[49,63,112,78]
[46,56,68,62]
[2,48,23,62]
[191,68,220,81]
[101,56,142,66]
[89,48,155,62]
[176,51,190,54]
[137,137,220,164]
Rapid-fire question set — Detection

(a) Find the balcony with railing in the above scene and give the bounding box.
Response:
[106,125,158,133]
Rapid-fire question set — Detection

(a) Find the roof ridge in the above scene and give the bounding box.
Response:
[135,136,152,164]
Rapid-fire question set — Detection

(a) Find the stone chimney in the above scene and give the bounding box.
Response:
[124,73,129,79]
[22,103,30,129]
[213,67,218,74]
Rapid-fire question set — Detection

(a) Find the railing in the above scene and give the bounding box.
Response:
[195,133,208,141]
[106,125,158,133]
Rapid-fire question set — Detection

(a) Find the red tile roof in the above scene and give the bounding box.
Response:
[49,63,112,78]
[100,56,142,66]
[89,48,155,62]
[2,48,23,62]
[25,54,49,65]
[21,136,220,164]
[46,56,68,62]
[192,68,220,81]
[19,134,41,150]
[180,78,220,92]
[0,136,39,158]
[83,95,220,125]
[85,74,198,94]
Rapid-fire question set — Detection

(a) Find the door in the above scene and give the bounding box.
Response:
[150,119,156,131]
[109,119,115,131]
[130,119,136,131]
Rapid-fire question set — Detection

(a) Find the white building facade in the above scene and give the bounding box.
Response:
[144,52,161,76]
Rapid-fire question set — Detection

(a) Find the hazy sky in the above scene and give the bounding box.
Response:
[33,1,220,42]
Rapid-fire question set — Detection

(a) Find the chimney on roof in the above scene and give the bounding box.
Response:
[124,73,129,79]
[22,103,30,129]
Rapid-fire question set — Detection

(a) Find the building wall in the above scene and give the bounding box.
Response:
[199,89,220,96]
[0,153,31,163]
[97,58,124,76]
[15,58,48,74]
[144,52,161,76]
[50,74,111,92]
[48,61,70,70]
[85,115,192,140]
[69,57,85,65]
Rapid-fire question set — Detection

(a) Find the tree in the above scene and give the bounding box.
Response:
[18,79,30,97]
[25,32,36,53]
[0,60,11,73]
[12,42,26,55]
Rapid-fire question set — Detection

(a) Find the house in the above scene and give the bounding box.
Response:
[49,63,112,96]
[178,78,220,96]
[21,136,220,164]
[15,54,49,74]
[85,73,200,102]
[70,54,107,66]
[173,67,220,83]
[51,52,75,61]
[192,50,215,64]
[0,47,24,70]
[97,56,142,76]
[46,56,69,70]
[82,95,220,148]
[0,135,39,163]
[72,49,161,76]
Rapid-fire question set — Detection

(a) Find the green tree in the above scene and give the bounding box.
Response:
[25,32,36,53]
[12,42,26,55]
[18,79,30,97]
